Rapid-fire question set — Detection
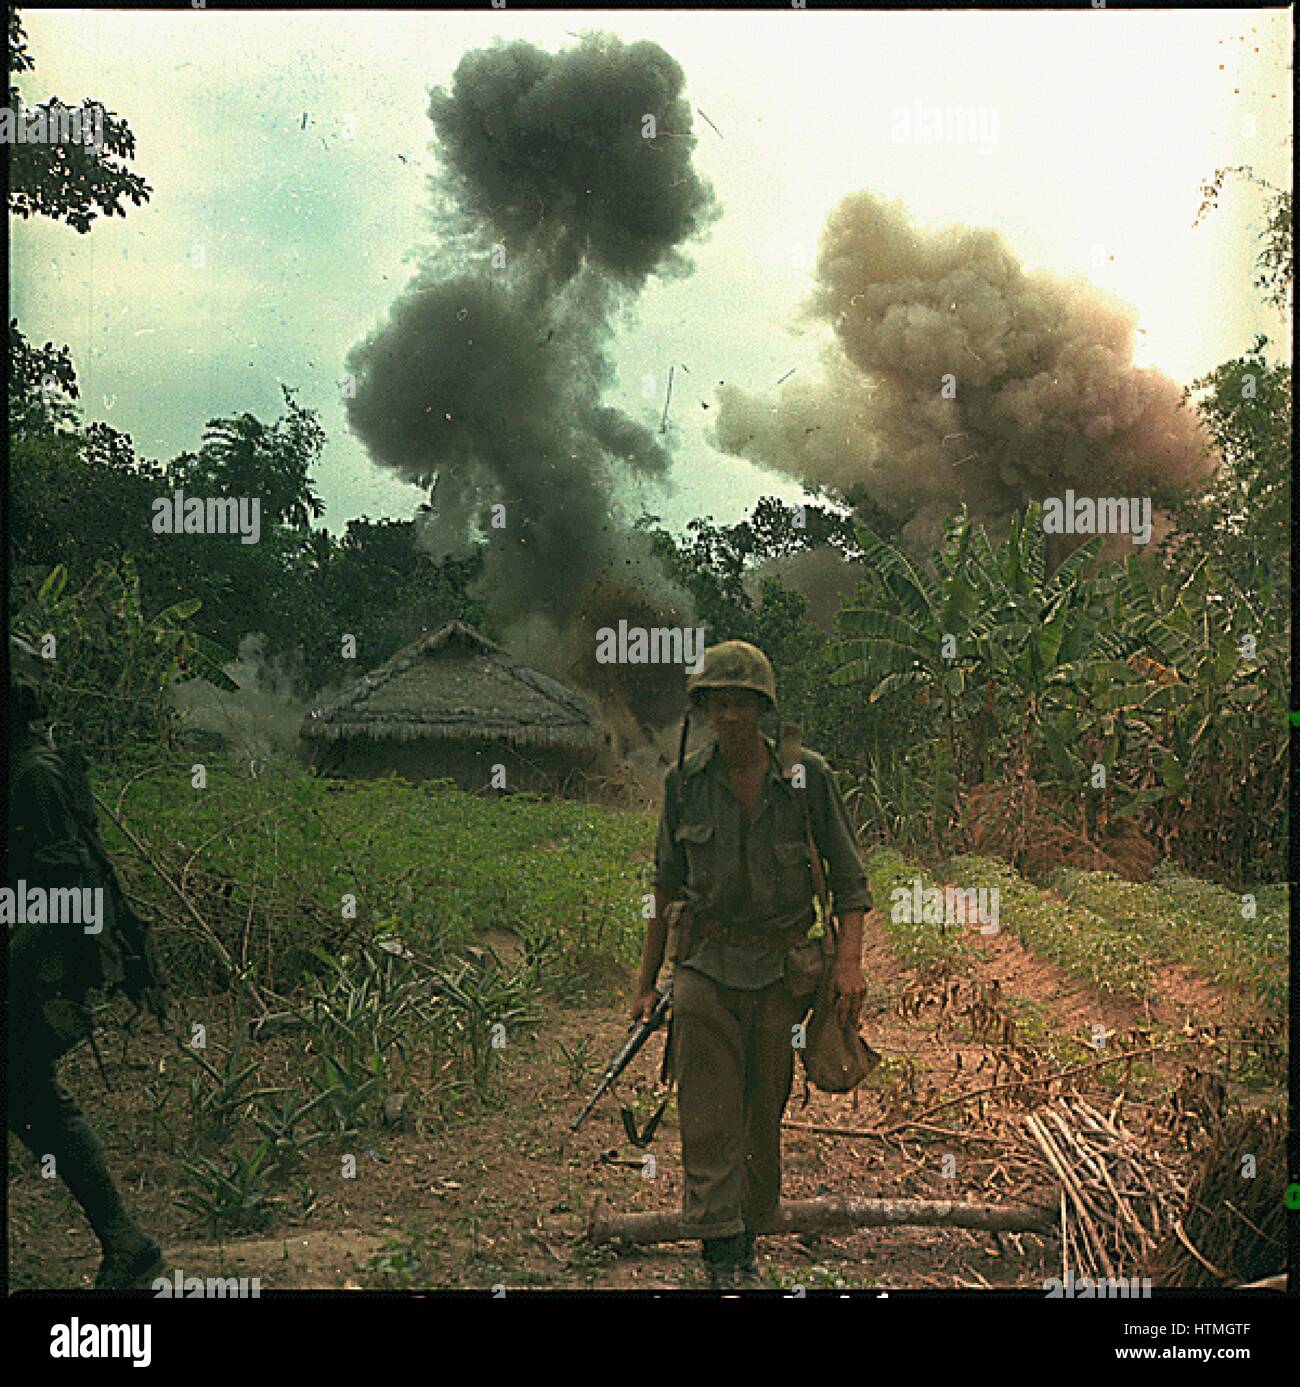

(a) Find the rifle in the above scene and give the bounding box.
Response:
[570,982,672,1134]
[570,710,690,1141]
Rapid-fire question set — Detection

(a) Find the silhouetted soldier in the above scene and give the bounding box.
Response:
[7,636,168,1288]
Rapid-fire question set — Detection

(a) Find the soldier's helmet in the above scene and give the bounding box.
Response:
[686,640,777,709]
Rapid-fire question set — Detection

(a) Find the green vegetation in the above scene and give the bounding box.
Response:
[83,757,657,1236]
[1052,868,1287,1026]
[944,854,1154,1004]
[94,756,654,998]
[865,847,981,972]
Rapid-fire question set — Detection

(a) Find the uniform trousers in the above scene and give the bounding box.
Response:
[8,1021,138,1249]
[672,962,814,1239]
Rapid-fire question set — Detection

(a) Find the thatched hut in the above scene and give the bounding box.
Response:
[299,622,609,794]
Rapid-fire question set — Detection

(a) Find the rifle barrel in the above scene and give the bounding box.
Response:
[568,989,671,1132]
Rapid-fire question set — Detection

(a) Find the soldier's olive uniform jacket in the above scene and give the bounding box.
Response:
[653,736,872,989]
[8,735,144,1058]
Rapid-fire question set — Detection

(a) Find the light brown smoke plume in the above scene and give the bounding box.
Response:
[715,190,1218,552]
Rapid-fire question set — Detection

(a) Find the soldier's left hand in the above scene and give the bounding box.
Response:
[830,957,866,1027]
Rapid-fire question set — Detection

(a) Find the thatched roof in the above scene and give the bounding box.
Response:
[300,621,604,752]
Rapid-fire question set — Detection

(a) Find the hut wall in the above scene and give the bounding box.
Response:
[303,734,596,796]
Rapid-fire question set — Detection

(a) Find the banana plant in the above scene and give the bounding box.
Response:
[12,556,238,755]
[831,510,987,837]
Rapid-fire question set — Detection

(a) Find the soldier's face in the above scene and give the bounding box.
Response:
[702,688,765,737]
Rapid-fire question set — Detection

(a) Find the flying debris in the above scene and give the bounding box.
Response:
[697,108,723,139]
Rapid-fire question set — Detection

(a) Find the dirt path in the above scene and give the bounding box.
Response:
[7,875,1267,1293]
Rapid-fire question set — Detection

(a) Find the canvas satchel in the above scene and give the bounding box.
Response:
[781,723,881,1094]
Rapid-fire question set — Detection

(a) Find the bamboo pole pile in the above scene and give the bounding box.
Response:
[1017,1095,1190,1281]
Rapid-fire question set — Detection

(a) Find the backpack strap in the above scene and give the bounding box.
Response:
[55,741,169,1020]
[780,722,838,959]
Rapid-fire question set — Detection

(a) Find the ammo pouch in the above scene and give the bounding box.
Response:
[783,935,827,1001]
[664,899,694,967]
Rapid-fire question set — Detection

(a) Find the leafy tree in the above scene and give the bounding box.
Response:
[171,386,326,531]
[1194,165,1293,315]
[1105,557,1287,880]
[7,9,152,233]
[1163,341,1290,625]
[7,319,80,439]
[641,498,859,645]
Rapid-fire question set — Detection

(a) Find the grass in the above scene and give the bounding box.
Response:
[1051,868,1287,1027]
[94,754,656,998]
[943,853,1155,1004]
[865,846,982,973]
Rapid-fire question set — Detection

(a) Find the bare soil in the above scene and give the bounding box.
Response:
[7,899,1276,1293]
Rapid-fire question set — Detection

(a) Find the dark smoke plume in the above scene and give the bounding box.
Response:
[715,190,1216,553]
[345,35,718,721]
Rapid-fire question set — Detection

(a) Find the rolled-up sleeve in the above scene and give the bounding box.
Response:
[811,757,872,913]
[652,769,686,896]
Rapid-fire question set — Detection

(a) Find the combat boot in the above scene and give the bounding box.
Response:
[94,1231,164,1290]
[44,1100,162,1289]
[736,1232,762,1288]
[701,1233,745,1291]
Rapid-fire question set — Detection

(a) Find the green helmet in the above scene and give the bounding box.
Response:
[686,640,777,709]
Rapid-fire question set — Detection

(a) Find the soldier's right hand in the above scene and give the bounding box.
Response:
[630,988,659,1024]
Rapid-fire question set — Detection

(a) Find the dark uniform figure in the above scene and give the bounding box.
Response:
[633,642,871,1289]
[7,637,167,1288]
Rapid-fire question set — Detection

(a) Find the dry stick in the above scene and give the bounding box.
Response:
[113,761,177,820]
[91,791,266,1015]
[240,832,261,981]
[872,1040,1191,1137]
[1059,1189,1070,1281]
[1048,1109,1104,1182]
[1092,1145,1152,1252]
[659,365,675,433]
[1029,1116,1107,1277]
[180,810,269,895]
[1071,1143,1144,1268]
[781,1118,1014,1146]
[1173,1220,1229,1281]
[589,1195,1054,1245]
[908,1122,1016,1146]
[1026,1114,1116,1280]
[1223,1201,1282,1249]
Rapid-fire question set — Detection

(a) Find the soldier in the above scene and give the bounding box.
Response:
[7,636,167,1289]
[631,641,871,1289]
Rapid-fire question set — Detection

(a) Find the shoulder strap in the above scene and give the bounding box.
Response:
[780,722,837,947]
[52,741,160,963]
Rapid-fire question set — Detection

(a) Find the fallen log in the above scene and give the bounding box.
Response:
[589,1196,1055,1245]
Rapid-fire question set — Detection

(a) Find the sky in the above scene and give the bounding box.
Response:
[10,6,1293,538]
